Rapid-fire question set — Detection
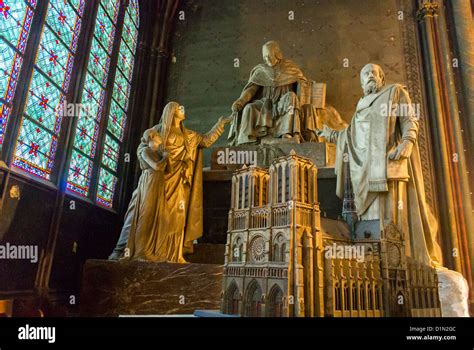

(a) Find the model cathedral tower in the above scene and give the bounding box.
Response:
[222,151,324,317]
[221,151,441,317]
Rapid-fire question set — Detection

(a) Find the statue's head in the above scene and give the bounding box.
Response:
[262,41,283,67]
[360,63,386,95]
[175,105,186,121]
[159,101,185,142]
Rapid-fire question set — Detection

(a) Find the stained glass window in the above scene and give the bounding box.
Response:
[96,0,139,208]
[12,0,85,179]
[0,0,37,148]
[63,0,138,208]
[66,0,120,197]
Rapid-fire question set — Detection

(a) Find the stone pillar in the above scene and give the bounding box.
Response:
[417,0,474,310]
[449,0,474,150]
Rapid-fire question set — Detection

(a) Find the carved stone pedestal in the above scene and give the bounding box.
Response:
[80,260,223,316]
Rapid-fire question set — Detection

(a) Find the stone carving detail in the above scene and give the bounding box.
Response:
[249,236,265,263]
[388,243,402,268]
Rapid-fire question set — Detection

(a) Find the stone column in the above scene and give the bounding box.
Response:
[417,0,474,310]
[450,0,474,150]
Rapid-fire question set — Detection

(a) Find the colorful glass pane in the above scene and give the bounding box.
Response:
[67,0,119,197]
[13,117,57,179]
[94,4,115,55]
[35,25,75,92]
[12,0,85,179]
[118,45,134,81]
[0,42,22,103]
[88,37,110,86]
[67,0,85,16]
[95,0,139,207]
[0,102,10,145]
[100,0,119,25]
[73,115,99,157]
[101,134,119,171]
[107,99,125,141]
[128,0,139,28]
[121,11,137,52]
[46,0,84,54]
[82,72,104,106]
[111,69,130,111]
[0,1,36,148]
[0,1,35,53]
[24,70,64,133]
[96,167,116,208]
[66,148,93,196]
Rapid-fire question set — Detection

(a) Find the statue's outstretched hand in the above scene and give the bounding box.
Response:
[218,114,234,125]
[231,100,244,112]
[388,140,414,160]
[316,124,332,139]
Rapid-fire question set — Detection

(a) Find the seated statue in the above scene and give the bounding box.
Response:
[227,41,346,145]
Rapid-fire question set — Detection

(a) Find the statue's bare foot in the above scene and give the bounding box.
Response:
[282,133,292,139]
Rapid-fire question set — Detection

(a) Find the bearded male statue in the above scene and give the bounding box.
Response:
[318,63,442,266]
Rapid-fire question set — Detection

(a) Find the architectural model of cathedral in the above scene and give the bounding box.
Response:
[221,151,441,317]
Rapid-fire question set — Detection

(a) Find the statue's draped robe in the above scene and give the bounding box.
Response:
[126,146,168,261]
[228,59,307,145]
[127,121,225,262]
[329,84,442,265]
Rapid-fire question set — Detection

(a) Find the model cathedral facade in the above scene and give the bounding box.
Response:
[221,151,441,317]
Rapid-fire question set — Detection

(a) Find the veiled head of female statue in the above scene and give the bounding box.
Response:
[159,101,185,142]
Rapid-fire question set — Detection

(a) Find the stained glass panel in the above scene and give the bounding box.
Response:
[95,0,139,207]
[100,0,119,25]
[111,69,130,111]
[88,38,111,86]
[46,0,83,53]
[13,117,57,179]
[0,102,10,145]
[101,133,119,171]
[73,115,99,157]
[0,43,22,103]
[118,46,134,81]
[0,1,35,53]
[66,149,93,196]
[94,4,115,55]
[35,25,75,92]
[67,0,119,197]
[128,0,139,27]
[0,1,36,148]
[12,0,85,178]
[107,99,125,141]
[96,167,117,208]
[82,72,104,106]
[24,70,64,134]
[121,11,137,52]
